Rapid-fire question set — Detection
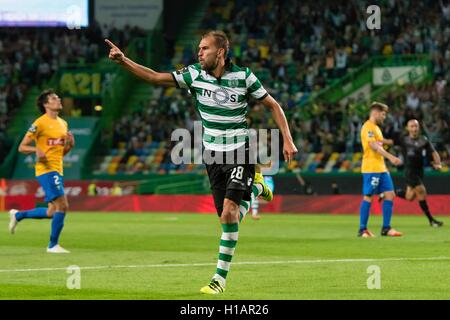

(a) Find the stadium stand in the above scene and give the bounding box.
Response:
[0,22,147,164]
[91,0,449,175]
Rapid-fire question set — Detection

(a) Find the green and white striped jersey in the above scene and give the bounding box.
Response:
[171,61,268,152]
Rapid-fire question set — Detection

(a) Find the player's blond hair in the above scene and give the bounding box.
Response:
[370,101,389,113]
[202,30,230,58]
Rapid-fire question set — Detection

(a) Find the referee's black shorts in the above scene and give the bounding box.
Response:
[405,167,424,188]
[205,144,255,216]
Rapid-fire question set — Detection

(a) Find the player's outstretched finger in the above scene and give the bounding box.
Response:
[105,39,118,49]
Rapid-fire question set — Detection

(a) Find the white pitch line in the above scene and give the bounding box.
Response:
[0,256,449,274]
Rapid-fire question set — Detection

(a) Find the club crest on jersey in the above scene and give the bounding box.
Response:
[368,131,374,138]
[28,124,37,133]
[176,66,189,75]
[47,138,65,146]
[229,78,239,88]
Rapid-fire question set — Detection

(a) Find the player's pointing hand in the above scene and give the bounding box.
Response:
[284,140,298,163]
[105,39,125,64]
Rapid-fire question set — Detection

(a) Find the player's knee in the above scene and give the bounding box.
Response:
[54,199,69,212]
[384,191,395,201]
[221,199,240,221]
[46,206,55,217]
[416,186,426,195]
[415,188,426,199]
[363,196,372,203]
[222,205,239,217]
[405,190,415,201]
[62,201,69,212]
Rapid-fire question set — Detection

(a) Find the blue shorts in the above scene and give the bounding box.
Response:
[36,171,65,202]
[362,172,394,196]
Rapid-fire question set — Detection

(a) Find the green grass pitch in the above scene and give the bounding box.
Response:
[0,212,449,300]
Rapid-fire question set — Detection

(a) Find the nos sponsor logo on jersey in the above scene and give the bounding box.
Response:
[47,138,65,146]
[201,88,238,103]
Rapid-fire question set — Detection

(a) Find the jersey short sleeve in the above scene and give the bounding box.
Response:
[361,123,379,146]
[171,64,201,89]
[245,68,268,100]
[25,119,41,140]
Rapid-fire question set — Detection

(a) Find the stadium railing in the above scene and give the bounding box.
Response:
[302,54,431,107]
[368,63,433,103]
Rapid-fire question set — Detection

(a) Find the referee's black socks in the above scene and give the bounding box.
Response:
[419,200,434,222]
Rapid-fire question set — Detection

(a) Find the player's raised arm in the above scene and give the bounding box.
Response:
[105,39,176,87]
[260,94,298,162]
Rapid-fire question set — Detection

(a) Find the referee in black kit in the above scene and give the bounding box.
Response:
[384,119,443,227]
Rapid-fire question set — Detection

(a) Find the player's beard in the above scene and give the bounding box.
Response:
[202,55,220,73]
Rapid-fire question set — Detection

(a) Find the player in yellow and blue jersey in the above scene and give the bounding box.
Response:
[8,89,74,253]
[359,102,403,238]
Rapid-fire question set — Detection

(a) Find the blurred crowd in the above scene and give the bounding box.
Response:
[1,0,449,171]
[102,0,450,173]
[200,0,449,96]
[0,22,145,163]
[106,83,449,173]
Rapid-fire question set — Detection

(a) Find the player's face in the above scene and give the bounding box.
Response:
[45,94,63,112]
[407,121,420,137]
[198,36,222,72]
[375,110,386,125]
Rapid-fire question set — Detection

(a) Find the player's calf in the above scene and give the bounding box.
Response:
[9,207,50,234]
[48,196,69,252]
